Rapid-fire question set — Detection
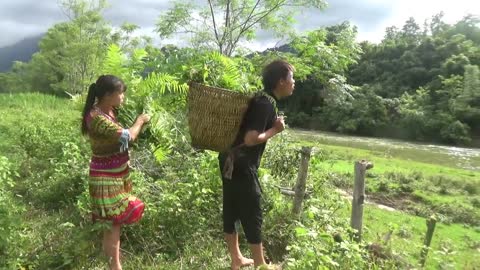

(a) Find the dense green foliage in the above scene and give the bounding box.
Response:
[284,14,480,145]
[0,1,478,269]
[2,8,478,145]
[1,94,478,269]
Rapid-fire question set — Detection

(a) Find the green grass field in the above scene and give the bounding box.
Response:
[289,129,480,269]
[1,93,478,269]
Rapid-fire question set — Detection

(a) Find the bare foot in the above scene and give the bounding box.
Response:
[231,257,254,270]
[109,262,122,270]
[256,264,282,270]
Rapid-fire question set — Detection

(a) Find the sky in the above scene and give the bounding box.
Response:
[0,0,478,49]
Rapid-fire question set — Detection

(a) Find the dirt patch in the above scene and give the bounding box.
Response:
[336,189,417,212]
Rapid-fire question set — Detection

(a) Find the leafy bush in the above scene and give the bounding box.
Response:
[0,156,24,268]
[15,118,89,208]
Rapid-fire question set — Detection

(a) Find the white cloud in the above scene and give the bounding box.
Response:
[0,0,478,48]
[358,0,480,42]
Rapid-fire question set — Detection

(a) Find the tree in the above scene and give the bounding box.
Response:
[111,22,153,54]
[452,65,480,127]
[0,0,112,95]
[155,0,327,56]
[429,12,449,36]
[267,22,361,129]
[384,26,400,43]
[401,17,422,45]
[1,0,148,95]
[36,0,111,95]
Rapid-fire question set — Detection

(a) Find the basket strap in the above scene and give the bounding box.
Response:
[222,143,245,180]
[255,91,278,116]
[223,92,278,180]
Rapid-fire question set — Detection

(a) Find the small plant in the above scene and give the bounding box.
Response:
[433,240,457,269]
[263,132,301,182]
[377,180,390,193]
[439,184,450,195]
[397,226,412,239]
[470,197,480,208]
[463,182,478,195]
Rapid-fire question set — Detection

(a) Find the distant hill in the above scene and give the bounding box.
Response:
[263,43,296,54]
[0,34,43,72]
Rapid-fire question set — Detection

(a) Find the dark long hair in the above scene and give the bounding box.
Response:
[81,75,126,135]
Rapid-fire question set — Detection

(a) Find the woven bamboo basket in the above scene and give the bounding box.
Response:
[187,82,252,152]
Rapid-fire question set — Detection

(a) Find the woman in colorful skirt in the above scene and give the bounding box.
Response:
[81,75,150,270]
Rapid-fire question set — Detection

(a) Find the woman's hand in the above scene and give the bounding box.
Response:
[137,114,151,125]
[130,114,151,141]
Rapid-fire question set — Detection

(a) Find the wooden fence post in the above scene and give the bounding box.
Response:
[350,160,374,242]
[419,216,437,267]
[292,146,312,217]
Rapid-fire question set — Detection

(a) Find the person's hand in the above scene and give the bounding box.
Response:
[137,113,151,124]
[273,116,285,133]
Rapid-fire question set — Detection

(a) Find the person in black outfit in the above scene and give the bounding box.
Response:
[219,60,295,270]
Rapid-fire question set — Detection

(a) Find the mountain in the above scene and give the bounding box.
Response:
[0,34,43,72]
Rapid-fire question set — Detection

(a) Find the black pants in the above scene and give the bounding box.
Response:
[219,155,262,244]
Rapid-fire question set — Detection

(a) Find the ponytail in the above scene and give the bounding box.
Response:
[81,75,126,135]
[81,83,97,135]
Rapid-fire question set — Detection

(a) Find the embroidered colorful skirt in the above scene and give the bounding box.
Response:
[89,153,144,225]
